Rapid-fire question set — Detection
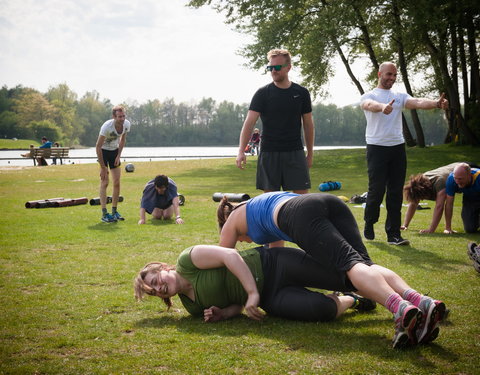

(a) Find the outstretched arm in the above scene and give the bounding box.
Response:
[419,190,446,234]
[405,93,448,110]
[444,195,456,234]
[401,201,418,230]
[190,245,263,321]
[361,99,395,114]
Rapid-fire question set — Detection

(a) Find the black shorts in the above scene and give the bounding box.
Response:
[256,150,310,191]
[101,149,120,169]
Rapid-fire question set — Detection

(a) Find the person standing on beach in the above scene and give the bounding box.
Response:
[95,105,131,223]
[236,48,314,194]
[360,62,448,245]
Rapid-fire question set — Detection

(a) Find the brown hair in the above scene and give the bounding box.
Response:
[112,105,125,117]
[216,196,247,230]
[134,262,176,309]
[403,174,435,202]
[267,49,291,65]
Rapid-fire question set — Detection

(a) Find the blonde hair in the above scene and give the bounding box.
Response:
[267,49,291,65]
[134,262,176,309]
[112,105,125,117]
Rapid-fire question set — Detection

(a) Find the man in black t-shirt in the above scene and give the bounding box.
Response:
[236,48,314,194]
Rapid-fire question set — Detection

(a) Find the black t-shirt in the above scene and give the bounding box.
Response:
[249,82,312,152]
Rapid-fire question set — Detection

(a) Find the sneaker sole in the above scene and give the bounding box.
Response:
[467,242,479,262]
[393,308,422,349]
[418,301,446,344]
[388,240,410,246]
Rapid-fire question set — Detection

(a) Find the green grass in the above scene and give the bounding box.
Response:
[0,145,479,374]
[0,138,40,149]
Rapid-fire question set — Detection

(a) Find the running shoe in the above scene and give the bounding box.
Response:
[467,242,480,262]
[101,213,117,223]
[112,211,125,221]
[392,301,422,349]
[416,297,446,344]
[387,236,410,246]
[343,292,377,311]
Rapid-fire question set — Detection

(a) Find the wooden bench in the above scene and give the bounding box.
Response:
[30,147,70,166]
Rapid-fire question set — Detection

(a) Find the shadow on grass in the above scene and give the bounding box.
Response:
[87,222,122,231]
[369,241,465,271]
[134,313,458,362]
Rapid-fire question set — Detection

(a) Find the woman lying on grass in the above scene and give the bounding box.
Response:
[216,192,447,348]
[135,245,376,324]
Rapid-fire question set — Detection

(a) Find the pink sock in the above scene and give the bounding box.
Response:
[385,293,403,314]
[403,289,422,306]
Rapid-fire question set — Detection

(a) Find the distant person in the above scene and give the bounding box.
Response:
[95,105,131,223]
[236,48,314,194]
[138,174,184,225]
[402,162,478,233]
[444,163,480,233]
[52,142,60,165]
[248,128,261,155]
[360,62,448,245]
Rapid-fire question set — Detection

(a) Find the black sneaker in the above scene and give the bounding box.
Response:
[388,236,410,246]
[364,223,375,240]
[344,292,377,311]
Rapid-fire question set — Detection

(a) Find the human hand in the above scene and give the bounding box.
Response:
[204,306,224,322]
[114,156,121,167]
[400,225,408,231]
[175,217,184,224]
[100,167,108,180]
[382,99,395,114]
[437,93,448,110]
[138,219,145,225]
[236,153,247,169]
[244,293,263,321]
[443,229,456,234]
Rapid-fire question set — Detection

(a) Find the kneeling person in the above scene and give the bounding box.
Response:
[138,175,184,225]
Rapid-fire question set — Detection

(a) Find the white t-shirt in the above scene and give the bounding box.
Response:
[360,88,411,146]
[99,119,131,151]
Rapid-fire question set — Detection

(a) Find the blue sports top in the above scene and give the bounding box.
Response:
[246,192,297,244]
[446,168,480,196]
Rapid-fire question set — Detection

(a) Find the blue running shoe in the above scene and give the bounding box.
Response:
[101,213,117,223]
[392,301,422,349]
[112,211,125,221]
[416,297,446,344]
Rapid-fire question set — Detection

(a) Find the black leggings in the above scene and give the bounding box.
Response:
[277,193,373,272]
[258,246,355,322]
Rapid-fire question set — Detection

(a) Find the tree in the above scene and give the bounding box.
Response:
[46,83,78,145]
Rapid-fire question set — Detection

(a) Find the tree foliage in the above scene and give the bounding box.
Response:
[189,0,480,146]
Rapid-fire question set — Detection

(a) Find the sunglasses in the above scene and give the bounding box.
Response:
[266,64,289,72]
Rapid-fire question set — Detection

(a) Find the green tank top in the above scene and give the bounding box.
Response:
[176,247,264,316]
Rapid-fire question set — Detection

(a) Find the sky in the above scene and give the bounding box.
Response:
[0,0,364,107]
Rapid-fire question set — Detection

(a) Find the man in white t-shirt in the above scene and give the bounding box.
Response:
[360,62,448,245]
[95,105,131,223]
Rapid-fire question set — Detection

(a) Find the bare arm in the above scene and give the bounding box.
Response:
[95,135,108,179]
[361,99,395,114]
[172,196,184,224]
[115,132,127,166]
[444,194,455,234]
[138,207,147,225]
[204,305,244,322]
[190,245,263,320]
[405,93,448,110]
[236,110,260,169]
[302,112,314,168]
[420,190,446,233]
[401,201,419,230]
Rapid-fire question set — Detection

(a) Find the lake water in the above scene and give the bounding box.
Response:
[0,146,365,167]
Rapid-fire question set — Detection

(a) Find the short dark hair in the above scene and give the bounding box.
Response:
[154,175,169,188]
[41,136,47,141]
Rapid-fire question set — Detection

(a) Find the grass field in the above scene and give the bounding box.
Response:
[0,145,479,374]
[0,139,40,149]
